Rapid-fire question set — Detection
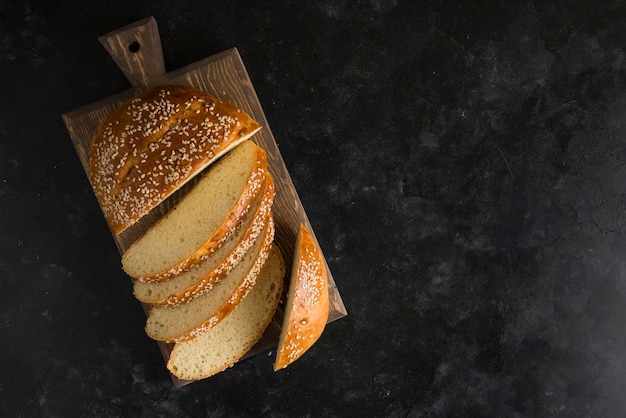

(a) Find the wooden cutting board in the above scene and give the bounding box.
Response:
[62,16,347,387]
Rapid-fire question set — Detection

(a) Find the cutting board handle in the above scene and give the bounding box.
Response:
[98,16,167,88]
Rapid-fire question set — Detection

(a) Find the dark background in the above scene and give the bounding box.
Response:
[2,0,626,416]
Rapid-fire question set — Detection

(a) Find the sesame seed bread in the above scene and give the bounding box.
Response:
[121,140,267,282]
[145,215,275,343]
[167,244,285,381]
[89,85,262,235]
[132,174,275,306]
[274,224,329,371]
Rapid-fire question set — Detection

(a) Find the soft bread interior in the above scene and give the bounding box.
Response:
[145,216,275,343]
[122,140,266,281]
[133,175,275,306]
[167,245,285,380]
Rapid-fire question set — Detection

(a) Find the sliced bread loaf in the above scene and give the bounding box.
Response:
[89,85,262,235]
[122,140,267,282]
[133,174,275,306]
[274,224,329,370]
[167,244,285,380]
[145,215,275,343]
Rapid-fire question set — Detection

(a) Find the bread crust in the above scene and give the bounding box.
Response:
[122,141,268,282]
[274,224,329,370]
[132,174,276,306]
[88,85,262,235]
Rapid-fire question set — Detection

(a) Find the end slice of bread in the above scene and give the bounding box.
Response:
[145,215,275,343]
[274,224,329,371]
[167,244,285,380]
[132,174,275,306]
[122,140,267,282]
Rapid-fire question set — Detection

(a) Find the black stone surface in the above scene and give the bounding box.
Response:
[2,1,626,416]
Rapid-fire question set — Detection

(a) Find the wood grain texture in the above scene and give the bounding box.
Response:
[62,17,346,386]
[98,17,167,87]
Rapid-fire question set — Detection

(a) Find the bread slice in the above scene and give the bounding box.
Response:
[145,215,275,343]
[274,224,329,371]
[122,140,267,282]
[167,244,285,380]
[89,85,262,235]
[133,174,275,306]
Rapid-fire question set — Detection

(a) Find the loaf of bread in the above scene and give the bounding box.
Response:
[122,140,267,282]
[86,83,334,380]
[132,174,275,306]
[167,244,285,380]
[89,85,261,235]
[145,215,275,343]
[274,224,329,370]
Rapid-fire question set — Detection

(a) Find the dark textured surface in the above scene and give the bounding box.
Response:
[2,0,626,416]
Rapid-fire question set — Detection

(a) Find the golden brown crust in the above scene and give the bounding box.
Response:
[88,85,262,235]
[133,174,276,306]
[274,224,329,371]
[125,143,268,283]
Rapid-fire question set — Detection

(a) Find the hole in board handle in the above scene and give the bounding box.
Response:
[128,41,140,53]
